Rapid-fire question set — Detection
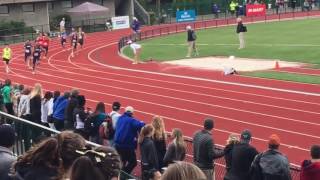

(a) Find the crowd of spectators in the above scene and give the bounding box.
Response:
[0,79,320,180]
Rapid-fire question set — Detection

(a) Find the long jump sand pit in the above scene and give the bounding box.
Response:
[164,56,303,72]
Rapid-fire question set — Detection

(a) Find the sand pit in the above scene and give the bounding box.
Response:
[164,56,302,72]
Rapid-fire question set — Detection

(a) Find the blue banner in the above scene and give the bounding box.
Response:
[176,10,196,23]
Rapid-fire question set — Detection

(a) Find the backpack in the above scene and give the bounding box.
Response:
[99,115,115,140]
[84,114,98,135]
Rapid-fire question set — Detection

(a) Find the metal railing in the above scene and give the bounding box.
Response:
[0,111,301,180]
[118,9,320,52]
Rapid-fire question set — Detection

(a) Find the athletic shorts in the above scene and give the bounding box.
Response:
[33,57,39,64]
[78,39,84,46]
[25,53,31,61]
[3,58,9,64]
[43,46,48,52]
[72,42,77,49]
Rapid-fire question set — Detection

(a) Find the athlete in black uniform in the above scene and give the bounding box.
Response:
[78,27,85,49]
[32,44,41,74]
[70,29,78,57]
[24,40,32,68]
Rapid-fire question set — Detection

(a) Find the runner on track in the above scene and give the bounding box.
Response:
[70,28,78,57]
[24,40,32,69]
[78,27,85,49]
[2,44,12,74]
[32,44,41,74]
[61,32,67,48]
[42,33,50,59]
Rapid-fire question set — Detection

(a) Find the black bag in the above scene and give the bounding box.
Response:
[84,114,97,136]
[243,26,247,32]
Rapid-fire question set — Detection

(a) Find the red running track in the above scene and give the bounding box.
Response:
[1,21,320,167]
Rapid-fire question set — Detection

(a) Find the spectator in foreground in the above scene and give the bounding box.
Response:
[152,116,167,170]
[193,118,224,180]
[223,133,239,173]
[12,138,62,180]
[163,128,186,166]
[73,95,88,139]
[65,89,79,129]
[70,146,122,180]
[250,134,291,180]
[88,102,107,144]
[17,88,31,119]
[224,130,258,180]
[29,83,43,124]
[114,106,145,175]
[41,91,53,127]
[0,124,16,180]
[139,124,160,180]
[300,145,320,180]
[1,79,14,116]
[108,101,121,144]
[52,91,70,131]
[161,161,206,180]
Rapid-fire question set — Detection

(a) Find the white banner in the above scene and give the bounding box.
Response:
[111,16,130,30]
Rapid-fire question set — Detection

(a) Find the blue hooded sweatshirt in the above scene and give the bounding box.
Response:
[52,96,68,121]
[114,112,145,150]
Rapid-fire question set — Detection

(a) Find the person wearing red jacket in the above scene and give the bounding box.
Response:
[300,145,320,180]
[42,33,50,59]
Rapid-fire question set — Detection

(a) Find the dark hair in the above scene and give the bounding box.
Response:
[94,102,105,114]
[0,124,15,148]
[77,95,86,107]
[204,118,214,130]
[70,156,104,180]
[13,138,62,180]
[161,161,206,180]
[4,79,11,86]
[22,88,31,95]
[311,145,320,159]
[44,91,53,100]
[63,91,70,99]
[53,91,61,99]
[18,84,24,91]
[268,144,279,150]
[112,101,121,111]
[56,131,86,171]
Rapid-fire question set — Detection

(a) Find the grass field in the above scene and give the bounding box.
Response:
[123,18,320,84]
[123,18,320,64]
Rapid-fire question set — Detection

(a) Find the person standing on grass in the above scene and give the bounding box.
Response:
[193,118,224,180]
[127,40,142,64]
[24,40,32,69]
[131,17,141,41]
[60,17,66,35]
[236,18,247,49]
[224,130,258,180]
[32,43,41,74]
[300,145,320,180]
[2,44,12,74]
[186,25,198,58]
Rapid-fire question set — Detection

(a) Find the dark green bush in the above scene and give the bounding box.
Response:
[0,21,33,36]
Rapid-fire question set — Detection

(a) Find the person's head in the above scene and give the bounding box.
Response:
[77,95,86,108]
[31,83,43,98]
[268,134,280,150]
[227,133,240,145]
[62,17,65,21]
[94,102,105,114]
[70,146,121,180]
[22,88,31,95]
[240,129,252,144]
[203,118,214,131]
[127,40,133,45]
[56,131,86,171]
[0,124,15,148]
[172,128,185,148]
[13,138,61,177]
[44,91,53,101]
[70,88,79,98]
[53,90,61,99]
[237,17,242,23]
[161,161,206,180]
[18,84,24,91]
[125,106,134,114]
[63,91,71,99]
[4,79,11,86]
[310,145,320,160]
[112,101,121,111]
[152,116,166,140]
[186,25,192,30]
[138,124,154,144]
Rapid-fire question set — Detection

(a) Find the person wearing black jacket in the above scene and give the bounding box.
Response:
[73,95,88,139]
[193,118,224,180]
[64,89,79,130]
[236,18,247,49]
[224,130,258,180]
[186,25,198,57]
[139,124,160,180]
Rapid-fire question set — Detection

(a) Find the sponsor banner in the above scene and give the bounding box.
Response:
[112,16,130,30]
[246,4,266,16]
[176,10,196,23]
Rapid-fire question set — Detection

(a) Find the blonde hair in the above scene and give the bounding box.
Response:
[152,116,166,140]
[138,124,154,144]
[161,161,206,180]
[226,133,240,145]
[172,128,186,149]
[30,83,43,99]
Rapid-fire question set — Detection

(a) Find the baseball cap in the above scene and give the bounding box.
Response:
[269,134,280,146]
[241,129,252,141]
[125,106,134,113]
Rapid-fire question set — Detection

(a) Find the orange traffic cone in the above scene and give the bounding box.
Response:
[274,61,280,69]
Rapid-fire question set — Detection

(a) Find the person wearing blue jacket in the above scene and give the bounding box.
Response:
[52,92,70,131]
[114,106,145,175]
